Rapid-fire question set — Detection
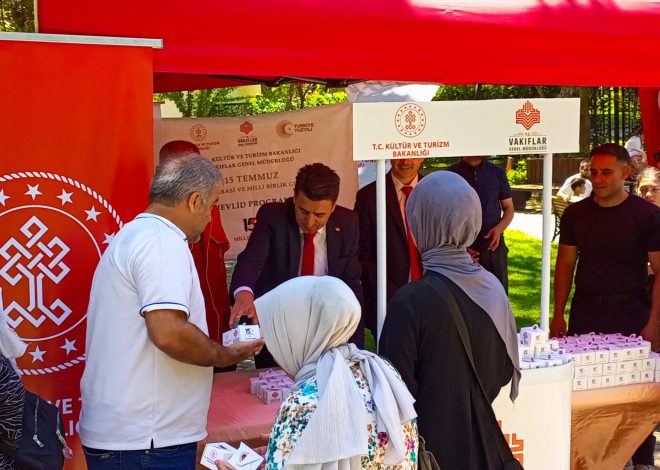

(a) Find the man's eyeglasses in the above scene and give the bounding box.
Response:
[639,186,660,196]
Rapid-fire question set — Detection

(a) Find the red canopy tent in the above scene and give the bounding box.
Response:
[38,0,660,92]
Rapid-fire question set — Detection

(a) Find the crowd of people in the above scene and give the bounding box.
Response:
[1,137,658,470]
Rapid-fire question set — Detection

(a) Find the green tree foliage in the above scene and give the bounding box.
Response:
[156,84,347,118]
[0,0,35,32]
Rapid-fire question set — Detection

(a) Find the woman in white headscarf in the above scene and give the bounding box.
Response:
[379,171,521,470]
[255,276,418,470]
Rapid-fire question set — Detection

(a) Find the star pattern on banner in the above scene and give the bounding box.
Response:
[25,184,42,200]
[56,189,73,206]
[29,346,46,363]
[103,233,115,245]
[0,189,9,206]
[60,338,77,355]
[85,205,101,222]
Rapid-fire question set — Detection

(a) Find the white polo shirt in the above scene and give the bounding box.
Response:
[80,213,212,450]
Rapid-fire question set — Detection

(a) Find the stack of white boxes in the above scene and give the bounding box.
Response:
[249,368,295,404]
[518,325,572,370]
[555,333,658,391]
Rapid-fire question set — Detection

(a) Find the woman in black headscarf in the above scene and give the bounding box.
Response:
[379,170,522,470]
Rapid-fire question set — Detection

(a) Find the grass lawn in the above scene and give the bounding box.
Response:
[506,229,572,329]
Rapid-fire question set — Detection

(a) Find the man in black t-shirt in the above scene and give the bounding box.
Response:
[551,144,660,468]
[551,143,660,344]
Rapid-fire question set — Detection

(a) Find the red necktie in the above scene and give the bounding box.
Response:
[300,231,317,276]
[401,186,422,281]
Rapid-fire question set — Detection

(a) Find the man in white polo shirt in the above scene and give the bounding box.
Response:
[80,155,263,469]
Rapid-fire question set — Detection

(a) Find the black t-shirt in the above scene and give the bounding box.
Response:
[560,194,660,296]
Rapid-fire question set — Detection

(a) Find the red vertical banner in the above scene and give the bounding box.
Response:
[0,39,153,469]
[639,88,660,167]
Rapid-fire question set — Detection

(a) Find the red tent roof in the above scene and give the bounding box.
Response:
[38,0,660,92]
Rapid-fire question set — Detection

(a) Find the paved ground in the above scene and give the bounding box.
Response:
[506,210,545,239]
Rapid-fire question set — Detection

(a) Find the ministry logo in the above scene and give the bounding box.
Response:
[394,103,427,138]
[0,171,123,375]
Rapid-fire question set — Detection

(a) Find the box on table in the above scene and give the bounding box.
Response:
[520,325,548,347]
[602,363,617,376]
[601,375,616,388]
[641,371,654,383]
[588,364,603,377]
[222,325,261,346]
[594,350,610,364]
[573,378,587,391]
[587,376,602,389]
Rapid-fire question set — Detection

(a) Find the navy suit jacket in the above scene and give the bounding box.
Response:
[354,171,422,331]
[230,198,363,306]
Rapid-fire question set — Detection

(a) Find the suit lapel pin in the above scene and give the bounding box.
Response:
[335,226,341,232]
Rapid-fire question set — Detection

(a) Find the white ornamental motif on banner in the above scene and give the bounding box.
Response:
[0,171,123,375]
[1,216,72,328]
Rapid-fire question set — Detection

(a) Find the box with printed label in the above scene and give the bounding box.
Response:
[627,372,640,384]
[588,364,603,377]
[222,325,261,346]
[615,374,630,386]
[572,378,587,391]
[594,350,610,363]
[641,371,654,383]
[201,443,237,470]
[602,363,617,376]
[601,375,616,388]
[587,376,602,389]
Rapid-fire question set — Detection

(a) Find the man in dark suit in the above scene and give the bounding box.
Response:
[230,163,363,367]
[354,158,424,337]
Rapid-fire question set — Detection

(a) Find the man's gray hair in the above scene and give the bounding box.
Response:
[149,154,221,206]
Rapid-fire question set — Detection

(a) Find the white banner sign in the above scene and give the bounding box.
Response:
[155,103,358,258]
[493,364,573,470]
[353,98,580,160]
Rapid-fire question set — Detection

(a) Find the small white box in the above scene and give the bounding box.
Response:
[601,375,616,388]
[587,376,602,389]
[222,325,261,346]
[201,443,237,470]
[634,341,651,359]
[573,378,587,391]
[570,354,582,366]
[622,347,637,361]
[594,350,610,364]
[518,346,533,361]
[609,349,625,362]
[548,339,560,351]
[602,363,617,376]
[588,364,603,377]
[629,360,641,373]
[615,374,630,386]
[225,443,264,470]
[534,343,550,357]
[574,365,589,378]
[616,360,636,374]
[642,358,655,371]
[520,325,548,346]
[641,371,654,383]
[581,351,595,365]
[655,371,660,382]
[627,372,640,384]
